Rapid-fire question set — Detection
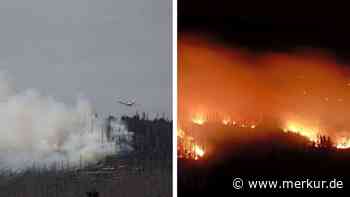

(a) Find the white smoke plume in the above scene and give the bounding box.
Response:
[0,71,132,170]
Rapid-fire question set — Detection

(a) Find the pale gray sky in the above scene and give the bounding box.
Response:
[0,0,172,118]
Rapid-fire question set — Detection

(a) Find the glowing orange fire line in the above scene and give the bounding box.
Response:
[182,114,350,159]
[283,121,350,149]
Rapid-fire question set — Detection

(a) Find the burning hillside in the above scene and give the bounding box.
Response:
[178,35,350,160]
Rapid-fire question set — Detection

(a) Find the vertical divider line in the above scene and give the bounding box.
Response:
[172,0,178,196]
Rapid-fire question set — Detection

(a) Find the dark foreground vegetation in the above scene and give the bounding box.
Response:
[0,114,172,197]
[179,123,350,194]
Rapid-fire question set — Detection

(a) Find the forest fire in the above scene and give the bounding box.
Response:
[177,16,350,195]
[179,35,350,160]
[177,128,205,160]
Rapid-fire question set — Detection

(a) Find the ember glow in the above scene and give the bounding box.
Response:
[179,34,350,158]
[177,128,205,160]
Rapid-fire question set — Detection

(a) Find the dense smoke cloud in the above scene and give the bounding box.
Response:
[0,71,131,170]
[179,35,350,142]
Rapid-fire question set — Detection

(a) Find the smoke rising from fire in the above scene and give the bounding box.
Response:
[0,71,131,170]
[179,35,350,145]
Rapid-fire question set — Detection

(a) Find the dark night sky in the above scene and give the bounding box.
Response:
[178,4,350,61]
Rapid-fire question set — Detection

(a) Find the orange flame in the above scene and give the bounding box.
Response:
[191,113,207,125]
[194,145,205,157]
[283,121,350,149]
[283,121,319,143]
[222,117,257,129]
[177,128,205,160]
[222,118,231,125]
[335,138,350,149]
